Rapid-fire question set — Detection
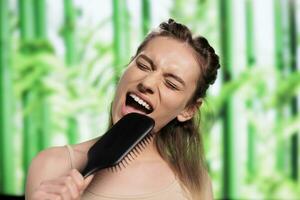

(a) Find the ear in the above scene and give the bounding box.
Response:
[177,98,203,122]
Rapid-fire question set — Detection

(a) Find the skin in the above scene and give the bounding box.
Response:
[25,36,212,200]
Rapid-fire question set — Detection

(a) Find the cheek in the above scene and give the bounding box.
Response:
[158,91,187,118]
[152,96,183,132]
[114,68,135,96]
[111,70,131,121]
[111,66,141,121]
[119,66,142,84]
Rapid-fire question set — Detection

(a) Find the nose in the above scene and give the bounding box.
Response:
[137,82,153,94]
[137,73,159,94]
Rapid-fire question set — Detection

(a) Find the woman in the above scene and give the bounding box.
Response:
[26,19,220,200]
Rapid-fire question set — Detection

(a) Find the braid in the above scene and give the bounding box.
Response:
[159,19,193,41]
[192,36,221,99]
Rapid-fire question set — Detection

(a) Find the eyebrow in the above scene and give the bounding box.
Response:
[138,54,156,70]
[137,54,186,87]
[165,73,186,87]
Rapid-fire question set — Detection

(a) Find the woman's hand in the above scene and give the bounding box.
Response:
[31,169,94,200]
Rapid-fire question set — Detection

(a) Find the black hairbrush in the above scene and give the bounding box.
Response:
[81,113,155,178]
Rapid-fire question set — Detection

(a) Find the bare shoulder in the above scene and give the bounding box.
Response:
[26,147,70,196]
[25,146,70,196]
[26,138,98,182]
[29,146,70,174]
[25,138,96,192]
[26,138,98,181]
[25,137,99,197]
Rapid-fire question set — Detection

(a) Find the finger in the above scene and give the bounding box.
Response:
[82,174,94,191]
[69,169,84,190]
[57,185,71,200]
[40,178,78,200]
[64,175,80,199]
[32,190,61,200]
[44,193,62,200]
[41,183,71,200]
[41,177,67,186]
[39,183,65,194]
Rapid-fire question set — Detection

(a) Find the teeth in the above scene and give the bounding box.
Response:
[129,93,152,111]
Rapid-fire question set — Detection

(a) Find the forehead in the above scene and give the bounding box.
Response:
[139,36,200,85]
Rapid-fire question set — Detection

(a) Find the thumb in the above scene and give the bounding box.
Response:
[82,174,94,191]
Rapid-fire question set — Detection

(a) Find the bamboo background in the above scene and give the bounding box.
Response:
[0,0,299,199]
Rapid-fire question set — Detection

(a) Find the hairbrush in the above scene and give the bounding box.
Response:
[81,113,155,178]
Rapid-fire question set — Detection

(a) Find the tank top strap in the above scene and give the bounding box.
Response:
[65,144,76,169]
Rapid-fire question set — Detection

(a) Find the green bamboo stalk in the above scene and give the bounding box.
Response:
[18,0,34,41]
[64,0,76,66]
[39,102,51,149]
[295,0,300,184]
[124,1,130,65]
[22,95,39,176]
[274,0,287,172]
[245,0,256,177]
[274,0,284,71]
[33,0,46,39]
[219,0,238,198]
[63,0,78,144]
[33,0,51,150]
[245,0,255,67]
[112,0,129,83]
[0,0,16,194]
[18,0,39,178]
[288,0,298,181]
[141,0,151,36]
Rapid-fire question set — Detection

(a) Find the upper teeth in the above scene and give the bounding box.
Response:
[129,93,151,110]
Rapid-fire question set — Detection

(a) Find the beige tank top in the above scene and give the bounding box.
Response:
[65,145,190,200]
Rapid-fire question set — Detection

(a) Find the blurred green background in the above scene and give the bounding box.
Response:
[1,0,300,199]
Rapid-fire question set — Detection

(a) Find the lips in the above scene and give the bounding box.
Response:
[121,92,154,116]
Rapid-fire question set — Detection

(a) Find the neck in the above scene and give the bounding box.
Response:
[132,134,162,162]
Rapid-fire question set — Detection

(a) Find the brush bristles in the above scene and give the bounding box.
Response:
[106,133,154,173]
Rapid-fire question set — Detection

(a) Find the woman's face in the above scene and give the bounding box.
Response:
[112,36,200,132]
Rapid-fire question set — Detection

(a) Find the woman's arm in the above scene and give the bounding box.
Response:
[25,146,93,200]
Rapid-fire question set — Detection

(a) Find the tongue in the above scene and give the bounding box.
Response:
[124,104,147,115]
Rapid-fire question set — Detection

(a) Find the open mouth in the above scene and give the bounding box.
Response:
[125,93,154,114]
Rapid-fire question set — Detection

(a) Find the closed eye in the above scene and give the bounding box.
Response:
[137,61,151,71]
[165,80,179,90]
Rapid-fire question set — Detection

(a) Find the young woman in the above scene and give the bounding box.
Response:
[26,19,220,200]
